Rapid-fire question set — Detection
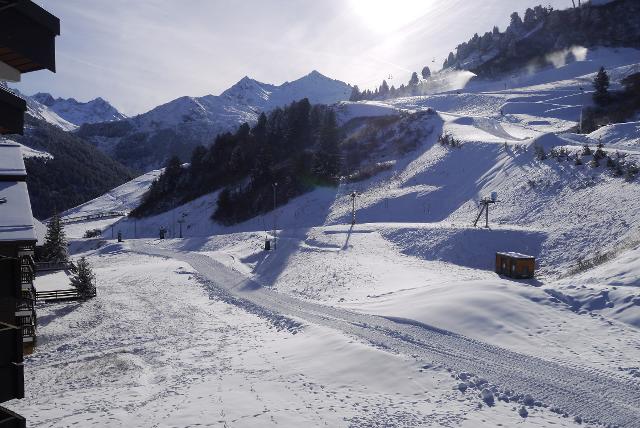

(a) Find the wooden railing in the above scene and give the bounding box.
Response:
[35,261,77,272]
[36,288,95,302]
[35,289,80,302]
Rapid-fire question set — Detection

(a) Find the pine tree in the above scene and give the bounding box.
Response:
[42,213,68,263]
[593,67,610,106]
[71,256,96,299]
[509,12,523,30]
[409,72,420,86]
[379,80,390,98]
[349,85,361,101]
[312,110,341,183]
[524,8,536,27]
[421,66,431,79]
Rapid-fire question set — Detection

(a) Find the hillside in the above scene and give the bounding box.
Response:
[76,71,353,171]
[443,0,640,78]
[3,116,134,219]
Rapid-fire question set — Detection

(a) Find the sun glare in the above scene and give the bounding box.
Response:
[349,0,434,33]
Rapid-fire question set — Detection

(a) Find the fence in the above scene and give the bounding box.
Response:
[36,289,86,302]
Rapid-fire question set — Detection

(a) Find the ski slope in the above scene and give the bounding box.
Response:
[18,46,640,427]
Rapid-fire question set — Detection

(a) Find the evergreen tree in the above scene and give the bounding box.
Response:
[379,80,390,98]
[312,110,341,182]
[70,256,96,299]
[593,67,610,106]
[524,8,536,27]
[445,52,455,68]
[421,66,431,80]
[409,72,420,86]
[509,12,523,30]
[42,213,68,263]
[349,85,361,101]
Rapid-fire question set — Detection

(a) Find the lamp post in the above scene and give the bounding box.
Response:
[579,87,585,133]
[272,182,278,250]
[177,213,187,238]
[350,191,358,225]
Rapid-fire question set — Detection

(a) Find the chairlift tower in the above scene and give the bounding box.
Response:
[473,192,498,228]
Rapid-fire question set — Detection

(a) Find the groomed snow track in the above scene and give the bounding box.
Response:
[135,242,640,427]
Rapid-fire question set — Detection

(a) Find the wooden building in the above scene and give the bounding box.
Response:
[495,252,535,279]
[0,2,59,426]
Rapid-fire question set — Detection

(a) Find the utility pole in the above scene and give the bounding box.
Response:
[177,213,186,238]
[350,191,359,225]
[272,182,278,250]
[579,87,585,133]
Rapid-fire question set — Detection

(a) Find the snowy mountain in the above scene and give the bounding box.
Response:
[77,71,352,171]
[31,92,126,126]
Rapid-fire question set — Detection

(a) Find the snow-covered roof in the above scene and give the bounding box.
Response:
[496,252,535,259]
[0,142,27,178]
[0,181,37,243]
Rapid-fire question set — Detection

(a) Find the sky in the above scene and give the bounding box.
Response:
[19,0,574,116]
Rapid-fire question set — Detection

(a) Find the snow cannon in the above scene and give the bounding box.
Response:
[490,191,498,202]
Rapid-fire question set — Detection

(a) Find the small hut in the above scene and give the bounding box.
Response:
[495,252,535,279]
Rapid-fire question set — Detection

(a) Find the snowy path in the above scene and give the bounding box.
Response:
[134,241,640,428]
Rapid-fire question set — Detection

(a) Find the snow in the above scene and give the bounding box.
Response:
[7,249,580,427]
[0,181,37,242]
[588,121,640,149]
[34,271,73,292]
[31,93,127,126]
[0,139,54,160]
[58,169,163,238]
[0,142,27,176]
[10,46,640,427]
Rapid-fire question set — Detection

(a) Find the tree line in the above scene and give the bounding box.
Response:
[131,99,342,225]
[349,67,431,102]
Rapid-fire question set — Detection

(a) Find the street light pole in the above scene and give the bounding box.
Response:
[579,87,585,133]
[350,191,358,225]
[272,182,278,250]
[177,213,186,239]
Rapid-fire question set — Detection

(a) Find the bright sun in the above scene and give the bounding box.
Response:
[348,0,434,34]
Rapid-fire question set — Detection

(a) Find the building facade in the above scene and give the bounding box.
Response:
[0,2,59,426]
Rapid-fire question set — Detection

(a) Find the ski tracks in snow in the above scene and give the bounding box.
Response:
[134,242,640,427]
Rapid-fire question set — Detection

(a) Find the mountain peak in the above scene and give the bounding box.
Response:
[32,92,55,106]
[29,92,126,126]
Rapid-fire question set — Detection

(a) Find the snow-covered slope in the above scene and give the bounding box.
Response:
[77,71,352,171]
[80,47,639,327]
[32,92,126,125]
[27,46,640,428]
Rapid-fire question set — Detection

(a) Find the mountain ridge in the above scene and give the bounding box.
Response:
[31,92,127,126]
[77,70,353,171]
